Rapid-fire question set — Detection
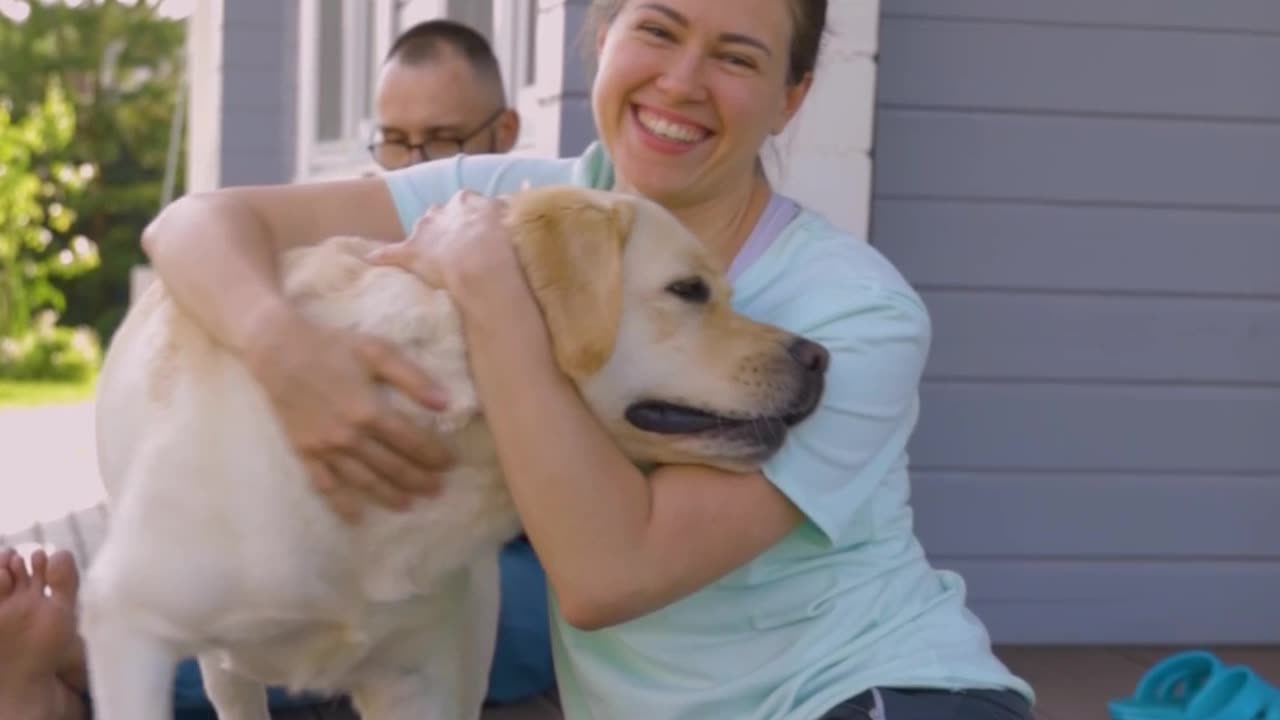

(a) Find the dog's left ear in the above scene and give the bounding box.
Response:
[511,191,635,379]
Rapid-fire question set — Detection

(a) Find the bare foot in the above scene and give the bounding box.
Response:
[0,548,88,720]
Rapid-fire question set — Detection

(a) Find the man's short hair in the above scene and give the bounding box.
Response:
[386,19,506,102]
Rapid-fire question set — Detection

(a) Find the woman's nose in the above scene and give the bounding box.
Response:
[654,52,710,102]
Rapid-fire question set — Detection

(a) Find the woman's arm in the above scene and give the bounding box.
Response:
[459,277,803,629]
[384,193,932,629]
[141,179,454,519]
[142,178,404,354]
[379,193,803,628]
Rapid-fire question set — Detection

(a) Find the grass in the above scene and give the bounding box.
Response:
[0,376,97,407]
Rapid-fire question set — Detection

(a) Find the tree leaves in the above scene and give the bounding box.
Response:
[0,0,185,343]
[0,79,95,338]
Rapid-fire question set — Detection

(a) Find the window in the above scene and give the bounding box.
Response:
[443,0,533,107]
[296,0,395,180]
[296,0,546,176]
[446,0,493,46]
[490,0,543,154]
[523,0,537,88]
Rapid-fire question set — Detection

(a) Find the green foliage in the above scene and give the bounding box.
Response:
[0,0,186,344]
[0,81,99,339]
[0,309,101,382]
[0,376,97,407]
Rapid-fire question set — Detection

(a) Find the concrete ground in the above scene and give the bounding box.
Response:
[0,400,104,536]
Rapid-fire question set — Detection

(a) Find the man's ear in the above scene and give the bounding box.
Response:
[510,191,635,379]
[494,109,521,153]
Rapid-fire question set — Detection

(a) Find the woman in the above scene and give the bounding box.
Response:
[144,0,1034,718]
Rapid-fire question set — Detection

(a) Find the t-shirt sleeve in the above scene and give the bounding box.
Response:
[761,284,932,547]
[381,153,575,235]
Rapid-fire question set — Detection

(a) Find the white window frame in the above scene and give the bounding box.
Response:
[490,0,544,155]
[295,0,396,181]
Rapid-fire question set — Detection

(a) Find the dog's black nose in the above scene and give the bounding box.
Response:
[788,338,829,376]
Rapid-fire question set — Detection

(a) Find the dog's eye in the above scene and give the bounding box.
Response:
[666,277,710,304]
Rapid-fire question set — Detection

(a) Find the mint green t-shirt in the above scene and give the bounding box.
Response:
[383,144,1034,720]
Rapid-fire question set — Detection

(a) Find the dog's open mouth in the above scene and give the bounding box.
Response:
[624,400,810,436]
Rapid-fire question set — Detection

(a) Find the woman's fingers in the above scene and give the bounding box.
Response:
[305,459,363,525]
[370,405,454,477]
[306,452,408,524]
[327,453,412,512]
[353,432,444,496]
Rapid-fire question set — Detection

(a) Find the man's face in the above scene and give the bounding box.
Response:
[371,52,513,170]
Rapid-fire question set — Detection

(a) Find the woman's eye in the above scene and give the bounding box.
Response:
[666,277,710,304]
[639,23,675,41]
[722,54,756,69]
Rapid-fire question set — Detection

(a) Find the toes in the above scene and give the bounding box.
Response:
[8,550,30,591]
[46,551,80,606]
[31,548,49,588]
[0,549,13,598]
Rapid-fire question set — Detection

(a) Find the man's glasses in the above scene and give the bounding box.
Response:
[368,106,506,169]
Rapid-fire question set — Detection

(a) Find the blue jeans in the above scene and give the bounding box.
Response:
[818,687,1033,719]
[168,537,555,714]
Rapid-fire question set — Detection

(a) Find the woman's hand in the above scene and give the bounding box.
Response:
[366,190,528,313]
[243,303,456,523]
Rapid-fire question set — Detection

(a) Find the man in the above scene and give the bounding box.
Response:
[0,18,554,720]
[369,19,522,170]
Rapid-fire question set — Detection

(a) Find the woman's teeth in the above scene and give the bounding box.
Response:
[637,108,707,143]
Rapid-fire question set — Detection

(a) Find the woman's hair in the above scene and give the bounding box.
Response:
[586,0,828,85]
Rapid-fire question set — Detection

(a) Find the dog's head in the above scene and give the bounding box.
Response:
[506,186,828,472]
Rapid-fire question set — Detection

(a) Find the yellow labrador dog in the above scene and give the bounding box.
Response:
[81,186,828,720]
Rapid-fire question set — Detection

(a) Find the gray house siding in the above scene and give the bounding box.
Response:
[871,1,1280,643]
[218,0,297,187]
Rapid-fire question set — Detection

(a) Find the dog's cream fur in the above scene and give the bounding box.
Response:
[81,186,825,720]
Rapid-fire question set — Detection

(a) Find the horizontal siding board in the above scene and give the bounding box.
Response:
[912,473,1280,558]
[222,0,288,28]
[221,28,290,70]
[220,109,292,153]
[940,560,1280,643]
[873,201,1280,297]
[873,110,1280,209]
[911,383,1280,472]
[554,2,593,94]
[919,292,1280,384]
[878,19,1280,120]
[880,0,1280,34]
[222,67,291,111]
[876,0,1277,644]
[556,96,596,157]
[220,152,290,187]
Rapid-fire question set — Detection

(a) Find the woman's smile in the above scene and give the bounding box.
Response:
[630,103,713,153]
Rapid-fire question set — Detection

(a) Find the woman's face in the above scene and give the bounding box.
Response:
[592,0,812,208]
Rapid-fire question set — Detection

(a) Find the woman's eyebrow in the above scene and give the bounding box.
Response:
[720,32,772,56]
[636,2,774,56]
